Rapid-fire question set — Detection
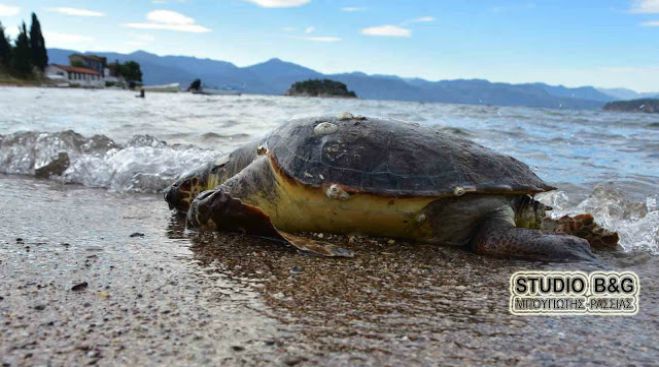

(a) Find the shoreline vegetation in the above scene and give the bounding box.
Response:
[0,72,50,86]
[603,98,659,113]
[286,79,357,98]
[1,11,142,89]
[0,13,48,84]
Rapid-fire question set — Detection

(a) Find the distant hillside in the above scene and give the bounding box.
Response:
[598,88,659,101]
[603,98,659,113]
[50,48,617,109]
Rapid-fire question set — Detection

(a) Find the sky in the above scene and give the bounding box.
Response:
[0,0,658,92]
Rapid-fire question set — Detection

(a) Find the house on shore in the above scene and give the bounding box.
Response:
[69,54,106,75]
[45,54,124,88]
[46,64,104,87]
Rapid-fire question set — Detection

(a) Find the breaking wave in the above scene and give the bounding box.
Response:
[0,130,222,193]
[539,185,659,253]
[0,129,656,254]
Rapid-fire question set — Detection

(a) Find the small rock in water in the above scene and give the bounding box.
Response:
[71,282,89,291]
[129,232,145,238]
[34,152,70,179]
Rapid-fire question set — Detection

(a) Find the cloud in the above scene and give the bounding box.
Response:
[48,7,105,17]
[46,32,94,46]
[361,25,411,38]
[341,7,365,12]
[123,10,211,33]
[304,26,315,34]
[411,16,434,23]
[0,4,20,16]
[299,36,341,42]
[641,20,659,26]
[244,0,310,8]
[631,0,659,13]
[401,16,435,25]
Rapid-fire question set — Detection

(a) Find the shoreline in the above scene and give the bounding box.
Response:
[1,174,657,366]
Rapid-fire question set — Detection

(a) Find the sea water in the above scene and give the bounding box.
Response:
[1,87,657,365]
[1,87,656,252]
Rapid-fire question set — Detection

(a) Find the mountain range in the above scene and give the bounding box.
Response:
[48,48,656,109]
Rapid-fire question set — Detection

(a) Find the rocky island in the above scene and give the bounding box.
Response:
[286,79,357,98]
[603,98,659,113]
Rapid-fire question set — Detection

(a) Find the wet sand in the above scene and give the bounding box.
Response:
[1,174,657,366]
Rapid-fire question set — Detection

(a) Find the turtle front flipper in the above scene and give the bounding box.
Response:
[187,186,354,258]
[470,208,596,262]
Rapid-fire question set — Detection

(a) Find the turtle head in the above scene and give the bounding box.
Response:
[513,195,552,229]
[165,162,223,214]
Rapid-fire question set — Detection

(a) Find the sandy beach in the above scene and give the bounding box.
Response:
[1,174,657,366]
[1,88,658,366]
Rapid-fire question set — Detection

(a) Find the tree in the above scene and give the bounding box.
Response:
[0,22,11,68]
[29,13,48,71]
[11,23,32,76]
[119,61,142,82]
[286,79,357,98]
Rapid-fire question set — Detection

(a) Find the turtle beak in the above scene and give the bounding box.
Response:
[164,177,194,214]
[165,165,210,214]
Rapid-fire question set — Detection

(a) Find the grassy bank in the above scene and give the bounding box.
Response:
[0,71,49,86]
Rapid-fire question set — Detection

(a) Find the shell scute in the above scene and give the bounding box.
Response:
[266,116,554,197]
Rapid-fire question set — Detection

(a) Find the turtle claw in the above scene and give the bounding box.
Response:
[279,232,354,258]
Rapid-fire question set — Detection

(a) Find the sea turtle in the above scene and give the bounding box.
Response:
[165,114,612,261]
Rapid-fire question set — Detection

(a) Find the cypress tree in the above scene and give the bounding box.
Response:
[0,22,11,69]
[29,13,48,71]
[11,23,32,76]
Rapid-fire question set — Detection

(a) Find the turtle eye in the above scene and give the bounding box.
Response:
[177,180,191,192]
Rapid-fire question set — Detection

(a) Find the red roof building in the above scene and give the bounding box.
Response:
[46,64,104,87]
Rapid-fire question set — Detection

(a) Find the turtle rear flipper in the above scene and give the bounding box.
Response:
[470,209,596,262]
[188,187,353,258]
[542,214,620,249]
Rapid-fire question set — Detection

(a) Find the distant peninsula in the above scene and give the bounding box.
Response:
[286,79,357,98]
[603,98,659,113]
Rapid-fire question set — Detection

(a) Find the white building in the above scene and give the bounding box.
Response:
[45,64,105,88]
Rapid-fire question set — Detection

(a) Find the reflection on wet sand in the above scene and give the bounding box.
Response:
[172,218,659,366]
